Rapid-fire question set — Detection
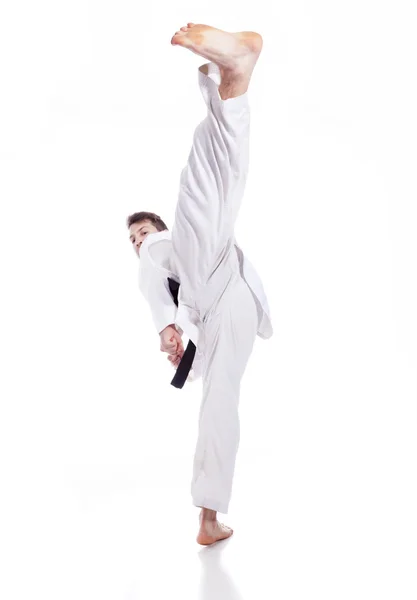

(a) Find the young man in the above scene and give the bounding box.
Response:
[127,23,273,545]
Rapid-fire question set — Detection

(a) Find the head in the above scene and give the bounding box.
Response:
[126,211,168,258]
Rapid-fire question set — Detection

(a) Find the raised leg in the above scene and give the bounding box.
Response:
[170,24,263,301]
[171,61,250,303]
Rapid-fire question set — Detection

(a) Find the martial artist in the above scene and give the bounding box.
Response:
[127,23,273,545]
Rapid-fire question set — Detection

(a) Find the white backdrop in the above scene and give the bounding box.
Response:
[1,1,416,599]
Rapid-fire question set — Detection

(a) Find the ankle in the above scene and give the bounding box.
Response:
[218,72,250,100]
[200,508,217,521]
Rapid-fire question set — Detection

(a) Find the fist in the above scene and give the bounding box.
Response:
[159,324,184,358]
[167,353,182,369]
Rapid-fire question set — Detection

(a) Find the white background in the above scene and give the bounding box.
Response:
[1,1,416,599]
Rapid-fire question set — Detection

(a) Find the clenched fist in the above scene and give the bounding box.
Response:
[159,324,184,368]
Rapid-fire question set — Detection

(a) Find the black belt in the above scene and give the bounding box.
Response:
[167,277,196,389]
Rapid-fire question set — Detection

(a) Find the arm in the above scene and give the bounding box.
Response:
[139,266,178,335]
[138,267,184,363]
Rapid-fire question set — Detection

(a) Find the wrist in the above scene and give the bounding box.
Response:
[160,323,176,335]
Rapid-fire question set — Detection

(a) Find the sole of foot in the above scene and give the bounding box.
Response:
[196,519,234,546]
[171,23,263,81]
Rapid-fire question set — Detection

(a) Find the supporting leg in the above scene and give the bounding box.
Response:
[192,275,258,543]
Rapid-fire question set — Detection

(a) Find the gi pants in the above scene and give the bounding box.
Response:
[171,62,259,514]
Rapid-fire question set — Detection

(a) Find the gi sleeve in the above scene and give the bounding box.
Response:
[138,266,178,335]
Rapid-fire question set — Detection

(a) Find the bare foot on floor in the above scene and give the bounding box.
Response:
[197,515,234,546]
[171,23,263,98]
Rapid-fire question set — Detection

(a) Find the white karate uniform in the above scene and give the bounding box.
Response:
[138,62,273,514]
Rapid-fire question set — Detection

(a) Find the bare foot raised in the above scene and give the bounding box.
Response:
[171,23,263,98]
[197,513,234,546]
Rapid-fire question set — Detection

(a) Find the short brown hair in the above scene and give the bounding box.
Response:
[126,211,168,231]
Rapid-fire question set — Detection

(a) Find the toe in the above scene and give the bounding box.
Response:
[180,26,188,31]
[187,22,195,27]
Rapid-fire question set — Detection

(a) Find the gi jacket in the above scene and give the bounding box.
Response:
[137,230,273,380]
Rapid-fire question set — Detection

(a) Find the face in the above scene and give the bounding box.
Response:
[129,220,159,257]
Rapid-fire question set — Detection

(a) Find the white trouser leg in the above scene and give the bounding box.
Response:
[191,275,258,514]
[171,61,251,299]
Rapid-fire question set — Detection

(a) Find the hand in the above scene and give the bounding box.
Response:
[159,324,184,358]
[167,353,182,369]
